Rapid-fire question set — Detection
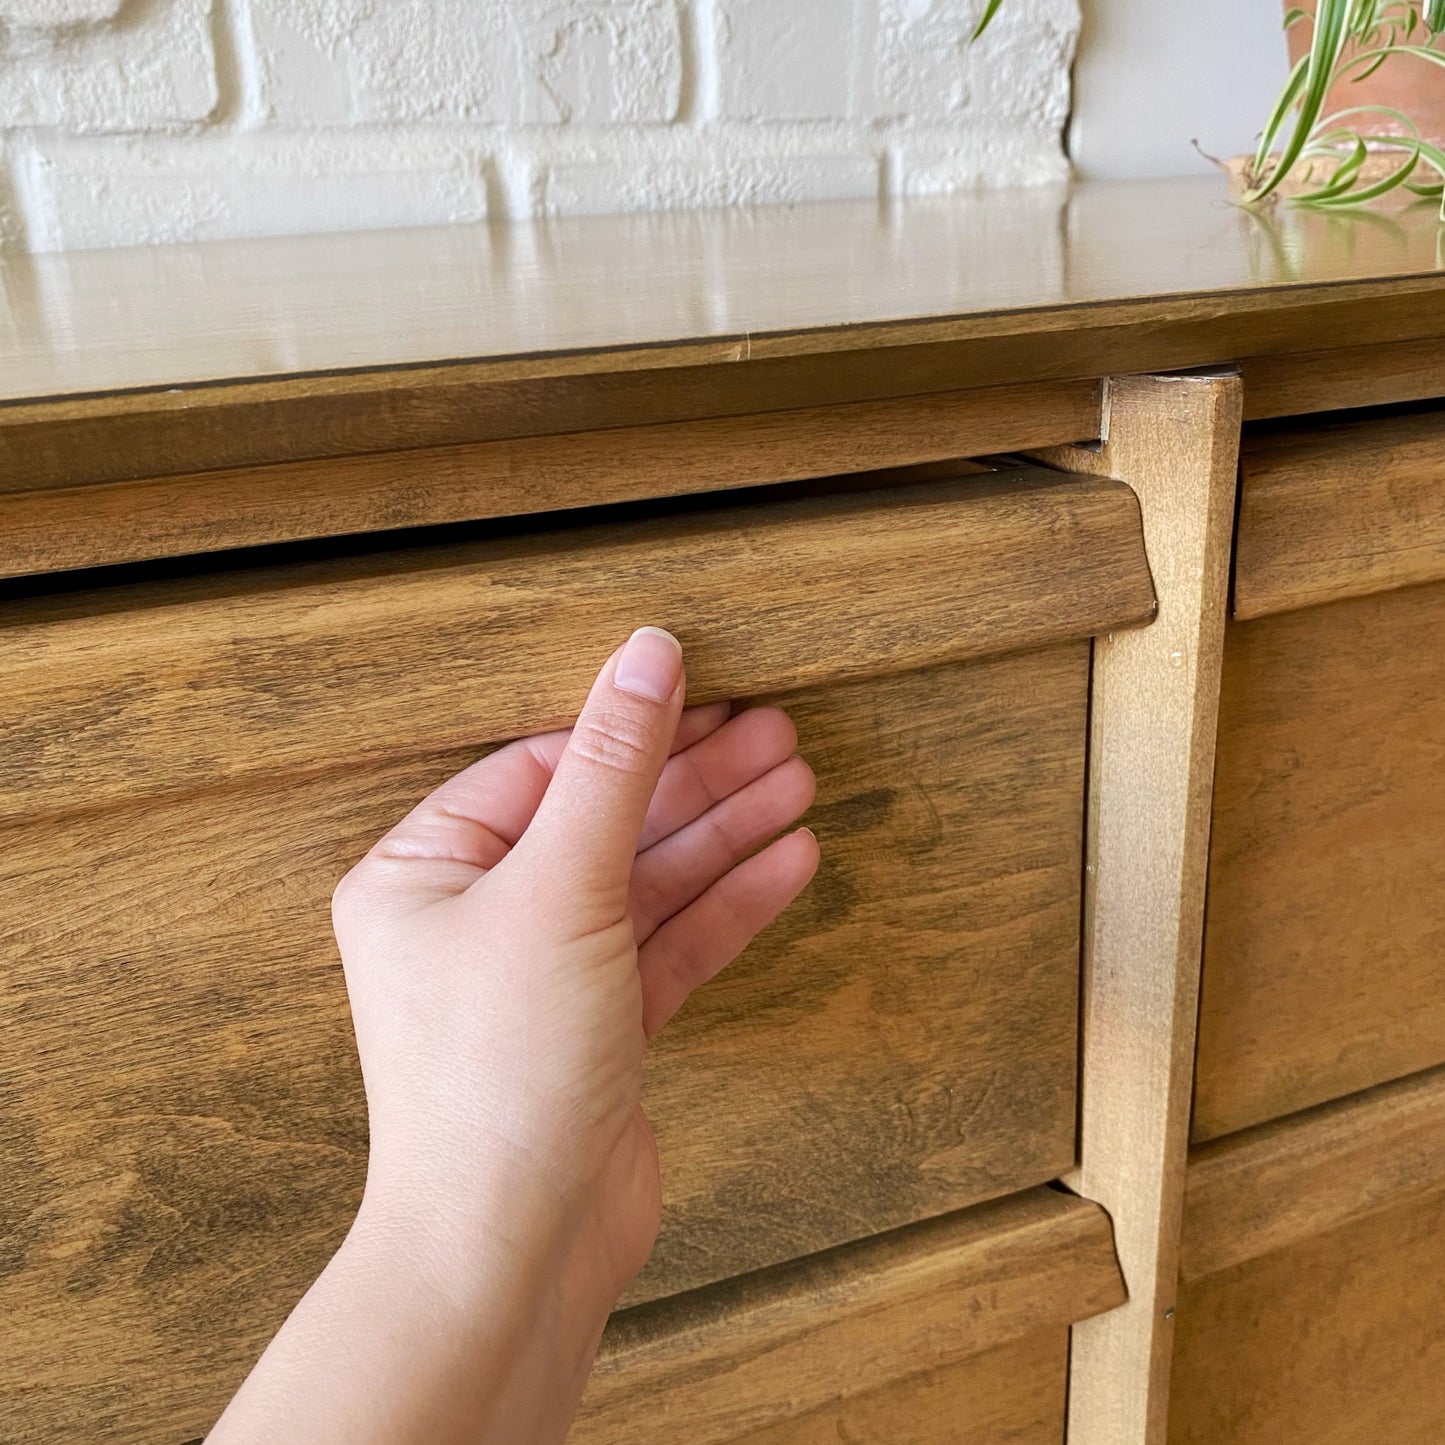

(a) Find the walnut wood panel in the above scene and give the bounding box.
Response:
[1180,1063,1445,1284]
[0,357,1097,497]
[0,468,1154,823]
[6,286,1445,524]
[732,1330,1067,1445]
[633,649,1086,1301]
[1195,581,1445,1141]
[1234,407,1445,618]
[0,383,1103,578]
[0,648,1092,1445]
[6,176,1445,402]
[573,1189,1124,1445]
[1168,1188,1445,1444]
[1241,335,1445,419]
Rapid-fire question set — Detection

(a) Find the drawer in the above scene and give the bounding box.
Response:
[574,1187,1126,1445]
[1170,1067,1445,1443]
[1234,404,1445,619]
[0,468,1153,1442]
[1195,584,1445,1141]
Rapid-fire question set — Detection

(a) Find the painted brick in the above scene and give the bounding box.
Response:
[0,0,215,131]
[0,0,124,21]
[715,0,863,121]
[250,0,682,126]
[889,122,1070,196]
[24,134,489,250]
[536,139,877,214]
[875,0,1077,123]
[0,153,25,248]
[0,0,1082,252]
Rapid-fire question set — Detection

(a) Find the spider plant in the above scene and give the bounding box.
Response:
[1243,0,1445,215]
[971,0,1445,216]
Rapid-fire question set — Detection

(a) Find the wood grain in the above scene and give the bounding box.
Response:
[5,176,1445,403]
[633,650,1087,1302]
[1180,1062,1445,1284]
[1234,406,1445,618]
[572,1189,1125,1445]
[1032,370,1243,1445]
[1168,1188,1445,1444]
[1194,582,1445,1140]
[0,383,1102,578]
[0,649,1093,1445]
[731,1329,1067,1445]
[0,468,1155,822]
[0,351,1100,498]
[1241,334,1445,419]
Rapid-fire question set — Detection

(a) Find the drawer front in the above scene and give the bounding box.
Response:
[1234,404,1445,619]
[0,470,1153,1442]
[1172,1067,1445,1444]
[731,1332,1068,1445]
[1194,579,1445,1140]
[1170,1185,1445,1443]
[575,1188,1124,1445]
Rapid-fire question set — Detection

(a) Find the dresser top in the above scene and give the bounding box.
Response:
[3,175,1443,405]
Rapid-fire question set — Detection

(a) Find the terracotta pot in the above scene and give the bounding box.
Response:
[1285,1,1445,143]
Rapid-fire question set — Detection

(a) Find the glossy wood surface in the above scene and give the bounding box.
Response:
[1168,1188,1445,1444]
[4,178,1445,403]
[1032,371,1242,1445]
[1235,406,1445,618]
[0,381,1102,579]
[574,1189,1124,1445]
[0,468,1154,822]
[1180,1063,1445,1284]
[1195,581,1445,1140]
[0,645,1093,1444]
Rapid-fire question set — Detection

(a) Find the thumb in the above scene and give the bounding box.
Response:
[509,627,685,926]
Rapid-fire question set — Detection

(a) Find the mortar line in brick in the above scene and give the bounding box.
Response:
[209,0,263,129]
[681,0,720,124]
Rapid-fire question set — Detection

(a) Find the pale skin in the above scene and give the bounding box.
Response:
[209,627,820,1444]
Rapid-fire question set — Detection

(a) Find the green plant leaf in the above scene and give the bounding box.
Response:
[1252,54,1310,174]
[1283,5,1310,26]
[1296,135,1370,199]
[1427,0,1445,32]
[1247,0,1354,203]
[970,0,1004,41]
[1309,143,1422,204]
[1318,100,1422,132]
[1342,42,1445,75]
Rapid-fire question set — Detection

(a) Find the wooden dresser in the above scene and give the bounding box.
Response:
[2,177,1443,1445]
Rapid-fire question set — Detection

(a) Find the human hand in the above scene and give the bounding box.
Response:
[212,629,818,1445]
[322,627,815,1430]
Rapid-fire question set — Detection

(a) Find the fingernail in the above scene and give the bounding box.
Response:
[797,826,817,843]
[614,627,683,703]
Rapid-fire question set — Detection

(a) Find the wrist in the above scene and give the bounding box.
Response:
[329,1189,606,1445]
[352,1154,617,1337]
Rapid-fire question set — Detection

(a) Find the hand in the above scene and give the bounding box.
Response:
[337,623,820,1313]
[210,629,819,1445]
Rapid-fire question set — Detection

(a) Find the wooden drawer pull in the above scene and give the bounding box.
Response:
[1235,407,1445,619]
[572,1187,1125,1445]
[0,467,1154,821]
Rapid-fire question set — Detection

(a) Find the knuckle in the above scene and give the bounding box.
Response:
[569,707,656,776]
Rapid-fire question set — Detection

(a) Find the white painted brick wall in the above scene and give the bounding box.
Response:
[0,0,1078,253]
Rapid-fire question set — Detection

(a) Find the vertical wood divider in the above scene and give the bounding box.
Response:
[1031,369,1243,1443]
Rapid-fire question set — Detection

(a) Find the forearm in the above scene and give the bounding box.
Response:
[208,1195,605,1445]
